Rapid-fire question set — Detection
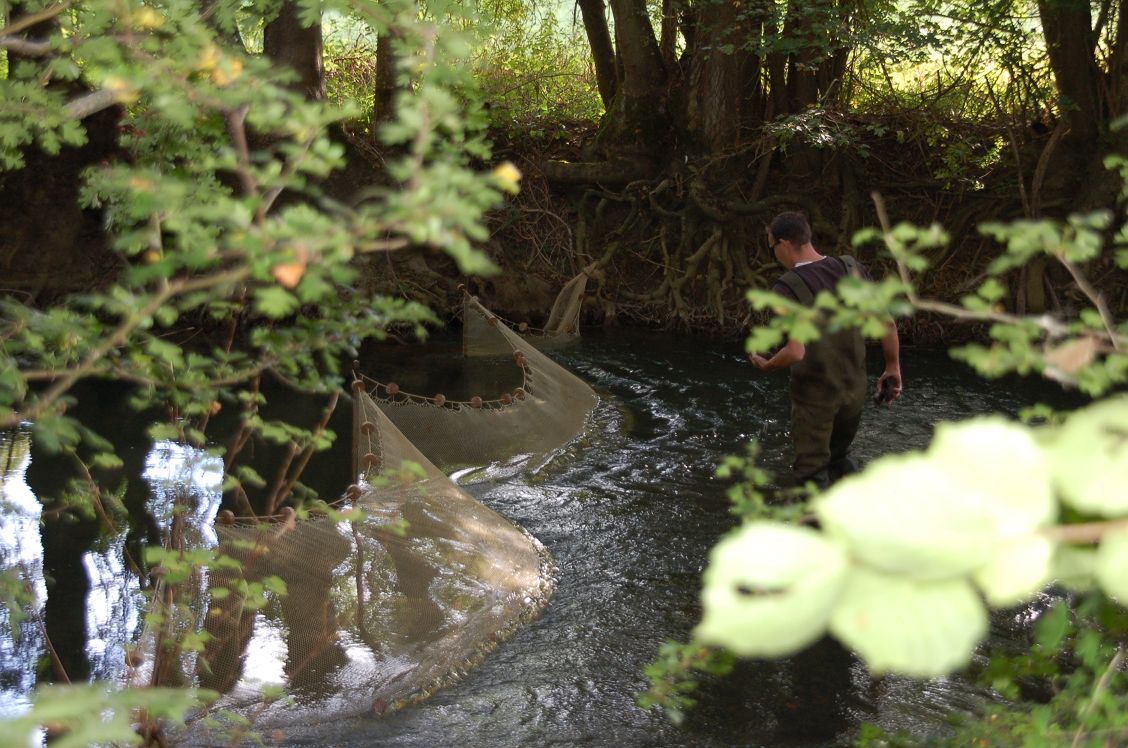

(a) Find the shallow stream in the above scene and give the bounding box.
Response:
[0,327,1086,746]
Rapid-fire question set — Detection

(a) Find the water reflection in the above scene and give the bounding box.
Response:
[0,331,1092,746]
[0,429,44,717]
[143,441,224,541]
[0,432,226,717]
[83,549,140,683]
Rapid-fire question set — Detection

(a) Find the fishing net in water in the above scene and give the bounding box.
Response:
[134,389,554,743]
[359,291,599,470]
[463,267,593,357]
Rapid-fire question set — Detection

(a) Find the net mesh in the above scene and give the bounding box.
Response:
[463,268,591,356]
[362,293,599,470]
[136,391,555,741]
[132,289,598,741]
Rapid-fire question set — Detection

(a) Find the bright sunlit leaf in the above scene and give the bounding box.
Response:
[695,523,848,658]
[1049,545,1097,592]
[829,566,988,677]
[1095,529,1128,604]
[972,533,1054,606]
[815,454,997,580]
[927,417,1055,535]
[1048,396,1128,516]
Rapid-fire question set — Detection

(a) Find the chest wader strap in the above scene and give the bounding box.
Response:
[779,271,815,307]
[780,256,860,308]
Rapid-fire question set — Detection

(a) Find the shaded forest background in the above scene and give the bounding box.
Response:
[4,0,1128,341]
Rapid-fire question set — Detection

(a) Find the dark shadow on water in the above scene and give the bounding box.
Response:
[686,638,864,748]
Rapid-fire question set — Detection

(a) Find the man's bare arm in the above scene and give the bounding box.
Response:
[749,339,806,371]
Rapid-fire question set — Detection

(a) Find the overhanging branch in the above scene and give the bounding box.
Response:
[64,89,122,120]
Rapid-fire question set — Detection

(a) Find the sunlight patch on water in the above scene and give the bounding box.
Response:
[242,615,289,688]
[143,439,224,541]
[0,430,45,718]
[83,548,141,683]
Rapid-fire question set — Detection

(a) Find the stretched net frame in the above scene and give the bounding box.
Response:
[357,292,599,470]
[463,267,592,356]
[133,388,555,742]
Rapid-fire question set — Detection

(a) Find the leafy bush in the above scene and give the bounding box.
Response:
[1,0,512,741]
[642,173,1128,741]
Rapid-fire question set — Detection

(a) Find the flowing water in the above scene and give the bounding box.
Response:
[0,327,1087,747]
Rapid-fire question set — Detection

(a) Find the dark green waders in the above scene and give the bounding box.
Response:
[778,257,867,487]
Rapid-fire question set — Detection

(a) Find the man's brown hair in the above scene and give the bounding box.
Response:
[769,211,811,245]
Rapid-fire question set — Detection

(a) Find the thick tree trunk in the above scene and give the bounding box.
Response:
[584,0,668,158]
[263,0,325,100]
[686,0,751,152]
[0,2,120,294]
[374,30,399,125]
[608,0,667,101]
[577,0,618,108]
[1110,0,1128,117]
[784,0,820,111]
[1037,0,1101,142]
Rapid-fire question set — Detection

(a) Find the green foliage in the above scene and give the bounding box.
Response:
[320,0,602,137]
[1,0,511,738]
[466,0,603,129]
[0,0,505,471]
[693,408,1128,678]
[646,162,1128,736]
[4,683,213,748]
[715,441,804,521]
[695,522,849,658]
[765,109,870,156]
[0,80,88,169]
[636,641,734,726]
[941,595,1128,748]
[850,1,1055,125]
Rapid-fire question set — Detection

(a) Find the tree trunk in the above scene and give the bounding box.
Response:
[374,30,399,125]
[608,0,667,102]
[784,0,820,111]
[576,0,618,109]
[263,0,325,100]
[1037,0,1101,142]
[0,2,120,293]
[686,0,750,152]
[1109,0,1128,117]
[584,0,668,158]
[765,11,787,119]
[659,0,680,71]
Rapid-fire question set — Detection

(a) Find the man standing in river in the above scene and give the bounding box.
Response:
[749,211,902,488]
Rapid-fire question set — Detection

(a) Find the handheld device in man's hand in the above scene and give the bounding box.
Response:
[873,378,896,405]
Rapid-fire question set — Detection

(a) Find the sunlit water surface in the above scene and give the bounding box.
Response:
[0,328,1086,746]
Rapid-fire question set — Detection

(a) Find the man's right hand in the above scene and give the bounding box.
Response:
[874,372,902,405]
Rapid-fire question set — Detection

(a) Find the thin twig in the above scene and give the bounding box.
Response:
[0,36,52,56]
[73,457,145,578]
[1072,645,1125,748]
[261,135,316,215]
[872,191,1073,336]
[224,106,261,222]
[268,390,340,515]
[21,570,70,683]
[2,268,249,431]
[1,2,73,38]
[1060,257,1123,351]
[1042,518,1128,544]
